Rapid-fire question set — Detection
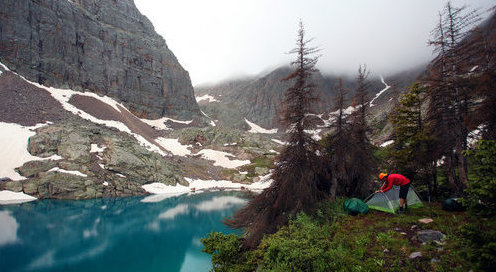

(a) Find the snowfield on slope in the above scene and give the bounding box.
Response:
[0,62,269,203]
[369,76,391,107]
[0,122,61,180]
[196,94,219,103]
[141,173,273,203]
[245,118,278,134]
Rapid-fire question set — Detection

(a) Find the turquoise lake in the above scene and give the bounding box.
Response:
[0,191,247,272]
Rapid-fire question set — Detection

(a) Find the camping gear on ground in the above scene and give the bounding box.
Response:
[442,198,465,211]
[343,198,369,216]
[365,186,423,213]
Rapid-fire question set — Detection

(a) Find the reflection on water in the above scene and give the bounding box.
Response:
[0,211,18,246]
[0,191,247,272]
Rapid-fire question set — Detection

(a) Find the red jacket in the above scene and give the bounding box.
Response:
[381,174,410,192]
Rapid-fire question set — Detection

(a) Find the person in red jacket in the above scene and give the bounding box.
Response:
[376,173,411,213]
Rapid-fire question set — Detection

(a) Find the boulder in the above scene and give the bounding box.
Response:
[233,174,247,183]
[104,138,186,186]
[27,126,63,157]
[16,160,58,178]
[2,180,23,192]
[58,132,91,162]
[255,167,269,176]
[409,252,422,259]
[417,230,446,243]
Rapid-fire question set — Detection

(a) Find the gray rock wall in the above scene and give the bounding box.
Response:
[0,0,200,119]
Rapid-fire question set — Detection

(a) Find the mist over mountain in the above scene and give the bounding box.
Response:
[195,65,423,130]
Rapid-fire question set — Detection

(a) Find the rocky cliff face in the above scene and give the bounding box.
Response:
[0,0,200,119]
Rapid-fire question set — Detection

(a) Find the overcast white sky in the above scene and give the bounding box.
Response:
[134,0,494,86]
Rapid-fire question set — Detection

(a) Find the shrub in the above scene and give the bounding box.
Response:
[201,232,253,272]
[465,140,496,216]
[458,222,496,271]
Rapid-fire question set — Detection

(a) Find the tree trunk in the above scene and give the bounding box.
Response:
[432,162,438,198]
[330,175,337,201]
[446,154,460,196]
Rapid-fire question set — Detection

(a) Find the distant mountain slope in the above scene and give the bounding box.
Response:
[0,0,200,119]
[195,66,421,130]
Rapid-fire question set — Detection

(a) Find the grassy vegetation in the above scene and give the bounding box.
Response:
[203,199,496,271]
[238,155,275,178]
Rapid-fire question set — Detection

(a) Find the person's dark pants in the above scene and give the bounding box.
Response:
[399,183,410,209]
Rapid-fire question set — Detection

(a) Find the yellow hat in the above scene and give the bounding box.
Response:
[379,173,387,180]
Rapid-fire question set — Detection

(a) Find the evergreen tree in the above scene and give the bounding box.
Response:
[225,22,329,248]
[388,83,434,193]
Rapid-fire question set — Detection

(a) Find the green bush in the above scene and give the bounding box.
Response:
[458,222,496,271]
[465,140,496,216]
[259,213,334,271]
[201,232,252,272]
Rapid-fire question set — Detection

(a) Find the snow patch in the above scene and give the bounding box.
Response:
[271,139,287,145]
[48,167,87,177]
[467,124,485,147]
[370,76,391,107]
[304,129,322,141]
[142,182,189,195]
[140,117,192,130]
[195,94,219,103]
[141,173,273,203]
[245,118,278,134]
[200,110,211,119]
[0,62,10,75]
[380,140,394,147]
[0,122,59,180]
[90,144,106,153]
[155,138,192,156]
[0,191,37,205]
[436,156,446,167]
[197,149,250,169]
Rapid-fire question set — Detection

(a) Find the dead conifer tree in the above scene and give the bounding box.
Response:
[323,78,351,200]
[348,65,375,197]
[425,1,480,195]
[224,21,329,248]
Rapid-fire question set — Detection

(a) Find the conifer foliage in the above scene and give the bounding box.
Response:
[224,22,329,248]
[388,83,434,190]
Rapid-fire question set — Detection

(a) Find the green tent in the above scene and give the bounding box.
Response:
[344,198,369,215]
[365,186,423,213]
